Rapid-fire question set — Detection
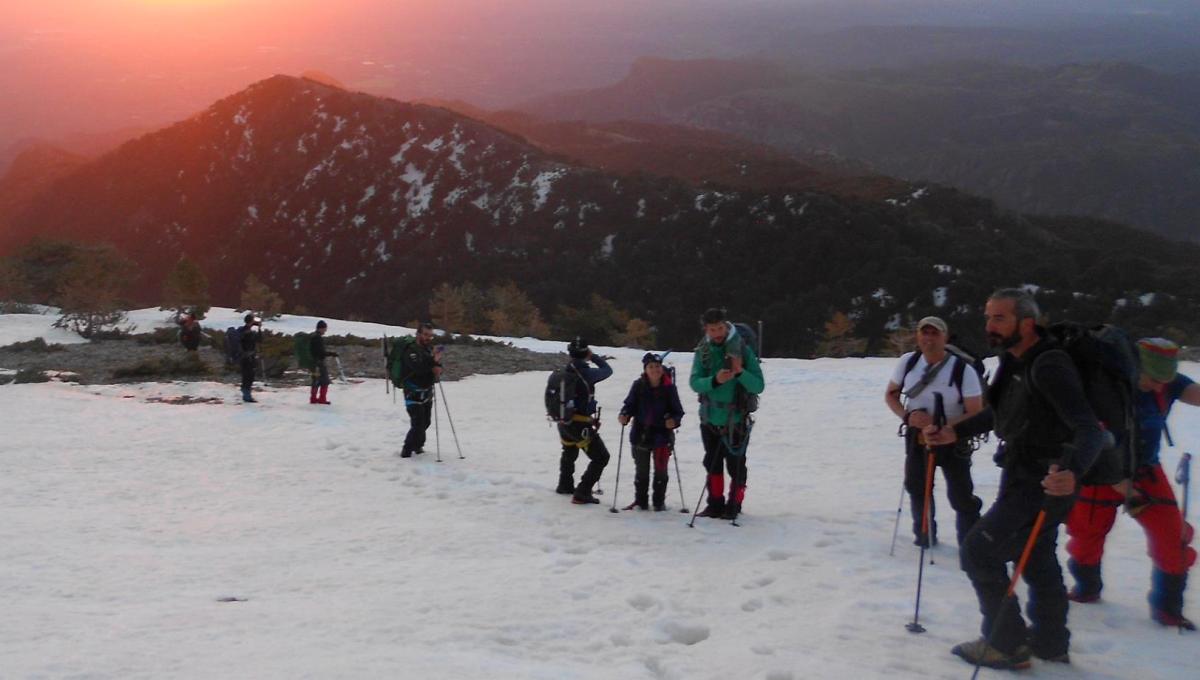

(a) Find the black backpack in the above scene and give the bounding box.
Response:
[545,364,589,422]
[225,327,243,364]
[1035,322,1140,486]
[900,343,988,405]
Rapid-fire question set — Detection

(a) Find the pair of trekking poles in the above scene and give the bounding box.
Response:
[606,424,689,515]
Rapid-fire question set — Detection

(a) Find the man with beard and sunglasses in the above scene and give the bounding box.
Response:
[924,288,1106,669]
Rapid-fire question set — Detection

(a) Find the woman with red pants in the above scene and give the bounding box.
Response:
[1065,337,1198,629]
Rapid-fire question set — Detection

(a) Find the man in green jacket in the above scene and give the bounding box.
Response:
[689,308,766,520]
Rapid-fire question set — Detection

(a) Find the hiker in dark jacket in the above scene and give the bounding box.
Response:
[178,312,202,352]
[926,288,1105,669]
[397,322,442,458]
[309,320,338,405]
[556,337,613,505]
[618,352,685,511]
[239,313,262,403]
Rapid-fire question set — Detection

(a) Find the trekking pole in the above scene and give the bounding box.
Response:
[1178,452,1192,520]
[906,447,937,634]
[687,473,708,528]
[671,434,689,513]
[609,424,627,513]
[432,390,442,463]
[907,395,945,634]
[594,407,604,495]
[970,509,1048,680]
[382,336,389,395]
[889,481,905,557]
[437,380,465,460]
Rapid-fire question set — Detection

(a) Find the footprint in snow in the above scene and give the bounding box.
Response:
[751,645,774,656]
[743,575,776,590]
[765,549,795,561]
[656,620,710,646]
[742,598,763,612]
[627,593,659,612]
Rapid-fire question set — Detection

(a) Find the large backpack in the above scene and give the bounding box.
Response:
[225,327,243,364]
[545,364,588,422]
[386,335,418,388]
[900,343,988,406]
[695,321,761,415]
[294,332,315,370]
[1036,322,1140,486]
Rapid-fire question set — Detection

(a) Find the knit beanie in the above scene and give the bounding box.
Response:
[1137,337,1180,383]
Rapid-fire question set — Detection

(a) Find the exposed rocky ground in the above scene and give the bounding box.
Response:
[0,334,564,386]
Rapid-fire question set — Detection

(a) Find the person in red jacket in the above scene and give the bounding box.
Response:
[1065,337,1198,630]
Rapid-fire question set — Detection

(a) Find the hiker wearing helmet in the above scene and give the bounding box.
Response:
[618,352,685,511]
[555,337,613,504]
[884,315,985,547]
[1065,337,1198,630]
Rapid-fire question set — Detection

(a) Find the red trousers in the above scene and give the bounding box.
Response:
[1066,463,1196,575]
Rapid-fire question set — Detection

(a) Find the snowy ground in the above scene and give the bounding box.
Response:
[1,313,1196,679]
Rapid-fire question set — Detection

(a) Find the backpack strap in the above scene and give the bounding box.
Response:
[900,351,922,386]
[950,355,968,405]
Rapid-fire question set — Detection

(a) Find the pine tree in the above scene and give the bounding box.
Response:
[239,274,284,319]
[816,311,867,358]
[487,281,549,338]
[429,283,467,332]
[161,257,211,319]
[53,244,135,338]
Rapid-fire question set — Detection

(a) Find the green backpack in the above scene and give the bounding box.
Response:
[294,332,315,370]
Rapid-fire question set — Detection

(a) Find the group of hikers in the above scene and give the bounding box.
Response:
[176,288,1195,671]
[549,307,764,522]
[879,288,1196,670]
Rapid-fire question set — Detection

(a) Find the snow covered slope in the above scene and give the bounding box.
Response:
[0,318,1195,678]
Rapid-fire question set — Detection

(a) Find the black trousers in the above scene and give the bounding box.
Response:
[403,390,433,454]
[310,361,330,388]
[632,443,672,507]
[701,423,749,504]
[240,355,256,392]
[960,475,1075,656]
[904,429,982,545]
[558,420,610,496]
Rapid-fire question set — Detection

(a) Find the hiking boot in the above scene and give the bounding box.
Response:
[1152,609,1196,631]
[913,533,938,548]
[399,449,413,459]
[572,491,600,505]
[624,501,648,511]
[555,479,575,495]
[653,503,667,512]
[950,638,1032,670]
[721,502,742,520]
[1067,589,1101,604]
[1033,650,1071,664]
[697,499,725,518]
[1067,560,1102,603]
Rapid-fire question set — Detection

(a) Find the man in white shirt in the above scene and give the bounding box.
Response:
[885,316,985,547]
